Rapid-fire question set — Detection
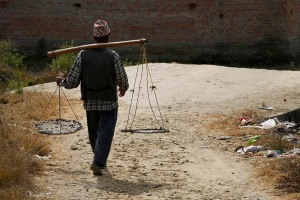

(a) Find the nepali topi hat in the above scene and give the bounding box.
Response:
[94,20,110,37]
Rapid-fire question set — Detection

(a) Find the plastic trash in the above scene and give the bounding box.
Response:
[259,102,274,110]
[238,117,252,126]
[265,150,279,158]
[259,118,277,129]
[217,136,233,140]
[241,118,279,129]
[287,148,300,155]
[247,135,261,145]
[235,145,263,154]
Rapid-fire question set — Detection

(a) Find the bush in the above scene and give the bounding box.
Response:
[50,41,76,74]
[0,40,25,68]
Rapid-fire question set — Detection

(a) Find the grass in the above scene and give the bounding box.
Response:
[205,109,268,137]
[0,65,59,94]
[0,91,60,199]
[257,157,300,199]
[204,109,300,197]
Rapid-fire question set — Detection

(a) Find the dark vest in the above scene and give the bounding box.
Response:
[80,48,117,101]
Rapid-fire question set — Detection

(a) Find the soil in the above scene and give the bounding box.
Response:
[31,63,300,200]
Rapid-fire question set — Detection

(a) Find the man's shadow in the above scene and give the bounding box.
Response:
[82,169,167,196]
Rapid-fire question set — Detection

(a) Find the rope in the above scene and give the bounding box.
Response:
[125,44,144,130]
[38,85,80,125]
[38,85,59,121]
[123,44,168,132]
[60,87,80,122]
[144,46,166,128]
[37,56,81,134]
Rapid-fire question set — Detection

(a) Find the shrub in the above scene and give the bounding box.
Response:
[50,41,76,74]
[123,57,135,67]
[0,39,25,68]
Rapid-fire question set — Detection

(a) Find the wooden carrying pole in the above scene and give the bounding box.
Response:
[47,38,148,57]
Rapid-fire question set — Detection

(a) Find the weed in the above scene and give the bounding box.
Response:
[0,39,25,69]
[50,41,76,74]
[35,37,49,59]
[256,135,292,152]
[123,57,135,66]
[7,79,24,93]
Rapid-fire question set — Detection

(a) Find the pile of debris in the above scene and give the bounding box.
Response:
[234,108,300,158]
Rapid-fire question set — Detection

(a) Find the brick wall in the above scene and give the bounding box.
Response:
[0,0,299,64]
[287,0,300,61]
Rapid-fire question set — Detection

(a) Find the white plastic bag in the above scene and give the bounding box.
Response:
[259,118,277,129]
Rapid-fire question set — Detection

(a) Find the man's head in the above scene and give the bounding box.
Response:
[93,20,110,43]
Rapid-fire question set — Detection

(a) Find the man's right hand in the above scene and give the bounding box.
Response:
[118,88,126,97]
[56,77,64,86]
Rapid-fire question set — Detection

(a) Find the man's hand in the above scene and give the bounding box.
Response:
[118,88,126,97]
[56,77,64,86]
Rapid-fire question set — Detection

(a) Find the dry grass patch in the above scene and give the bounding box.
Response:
[0,91,62,199]
[0,121,49,199]
[0,91,66,127]
[257,157,300,199]
[204,109,268,137]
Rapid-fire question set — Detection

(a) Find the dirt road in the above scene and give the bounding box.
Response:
[32,63,300,200]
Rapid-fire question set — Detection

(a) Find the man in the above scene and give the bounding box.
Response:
[56,20,129,176]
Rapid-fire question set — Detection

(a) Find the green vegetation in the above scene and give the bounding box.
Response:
[123,57,135,67]
[49,41,76,74]
[0,40,25,69]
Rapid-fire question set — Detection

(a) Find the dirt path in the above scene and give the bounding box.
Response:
[32,64,300,200]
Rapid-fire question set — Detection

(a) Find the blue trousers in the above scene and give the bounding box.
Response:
[86,109,117,167]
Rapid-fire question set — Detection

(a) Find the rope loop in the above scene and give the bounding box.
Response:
[123,44,168,133]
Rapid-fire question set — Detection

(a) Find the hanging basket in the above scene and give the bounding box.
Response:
[123,44,169,133]
[35,119,83,135]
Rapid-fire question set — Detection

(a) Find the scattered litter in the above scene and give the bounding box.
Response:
[241,118,279,129]
[247,135,261,145]
[282,134,298,145]
[282,121,297,129]
[235,145,263,154]
[286,148,300,155]
[265,150,280,158]
[70,146,79,150]
[217,109,300,159]
[259,102,274,110]
[35,154,52,161]
[234,110,300,159]
[237,117,252,126]
[260,118,278,129]
[217,136,233,140]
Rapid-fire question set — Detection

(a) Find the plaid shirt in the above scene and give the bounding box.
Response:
[61,48,129,111]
